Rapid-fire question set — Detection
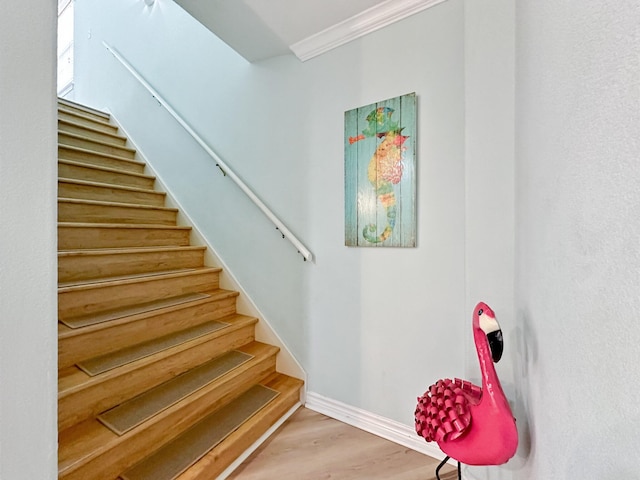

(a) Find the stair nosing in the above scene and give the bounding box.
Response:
[58,159,154,179]
[59,144,145,167]
[58,266,221,293]
[58,177,154,194]
[58,131,137,154]
[58,177,164,196]
[58,197,178,212]
[58,245,206,258]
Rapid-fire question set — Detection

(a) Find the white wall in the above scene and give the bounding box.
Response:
[0,1,58,479]
[74,0,470,429]
[70,0,640,478]
[515,1,640,479]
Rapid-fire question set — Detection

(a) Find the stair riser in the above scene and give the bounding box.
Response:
[59,297,242,369]
[58,181,165,207]
[182,378,302,480]
[59,248,205,284]
[58,201,177,226]
[59,270,220,319]
[58,103,110,123]
[58,325,260,434]
[58,225,191,250]
[59,132,136,159]
[59,162,154,189]
[59,121,127,146]
[59,146,144,173]
[58,110,119,135]
[59,352,277,480]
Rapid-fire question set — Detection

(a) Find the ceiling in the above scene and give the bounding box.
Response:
[173,0,392,62]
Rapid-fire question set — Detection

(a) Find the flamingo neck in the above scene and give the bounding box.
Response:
[473,327,506,406]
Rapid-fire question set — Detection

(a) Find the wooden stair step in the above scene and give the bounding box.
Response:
[77,319,231,376]
[58,222,192,250]
[58,291,243,370]
[175,373,303,480]
[59,118,128,146]
[58,267,221,319]
[58,316,260,433]
[121,384,279,480]
[59,144,145,173]
[58,108,119,134]
[58,342,279,480]
[59,159,155,189]
[58,98,110,122]
[58,177,166,207]
[59,130,137,159]
[58,245,205,283]
[99,350,254,435]
[58,197,178,225]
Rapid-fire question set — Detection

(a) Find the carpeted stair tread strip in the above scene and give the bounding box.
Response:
[60,292,211,329]
[76,320,229,376]
[98,350,253,435]
[120,385,280,480]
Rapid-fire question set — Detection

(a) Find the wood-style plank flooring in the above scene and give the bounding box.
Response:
[228,407,457,480]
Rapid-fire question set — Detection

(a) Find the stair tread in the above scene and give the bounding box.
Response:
[58,177,163,195]
[121,384,279,480]
[59,130,137,154]
[58,341,279,475]
[58,197,178,212]
[59,118,126,142]
[58,222,191,230]
[59,159,154,179]
[59,144,145,167]
[58,99,110,119]
[58,266,221,292]
[58,315,262,397]
[98,350,254,435]
[58,107,117,128]
[58,288,240,334]
[77,319,232,377]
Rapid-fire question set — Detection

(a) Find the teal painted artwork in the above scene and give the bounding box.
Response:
[344,93,417,247]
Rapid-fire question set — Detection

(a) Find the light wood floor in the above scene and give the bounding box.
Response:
[227,407,457,480]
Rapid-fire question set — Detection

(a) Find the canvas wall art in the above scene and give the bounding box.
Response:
[344,92,417,247]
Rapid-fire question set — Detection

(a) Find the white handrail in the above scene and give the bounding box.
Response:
[103,42,313,262]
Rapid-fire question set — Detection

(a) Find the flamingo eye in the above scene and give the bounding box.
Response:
[478,309,483,315]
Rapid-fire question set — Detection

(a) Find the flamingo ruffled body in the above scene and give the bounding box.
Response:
[415,302,518,466]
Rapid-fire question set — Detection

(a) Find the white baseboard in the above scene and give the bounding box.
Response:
[216,403,302,480]
[305,391,456,466]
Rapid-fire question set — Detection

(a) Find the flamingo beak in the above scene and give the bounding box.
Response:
[487,329,504,363]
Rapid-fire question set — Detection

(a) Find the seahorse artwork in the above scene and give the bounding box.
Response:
[344,94,416,247]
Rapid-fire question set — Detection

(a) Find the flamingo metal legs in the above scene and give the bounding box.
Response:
[435,456,461,480]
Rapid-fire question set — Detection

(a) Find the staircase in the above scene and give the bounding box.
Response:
[57,98,303,480]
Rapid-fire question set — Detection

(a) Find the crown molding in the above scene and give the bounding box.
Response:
[289,0,448,62]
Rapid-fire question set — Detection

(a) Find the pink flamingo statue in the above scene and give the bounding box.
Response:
[415,302,518,479]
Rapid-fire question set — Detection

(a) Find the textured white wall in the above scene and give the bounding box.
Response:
[515,1,640,478]
[0,1,58,479]
[463,1,516,478]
